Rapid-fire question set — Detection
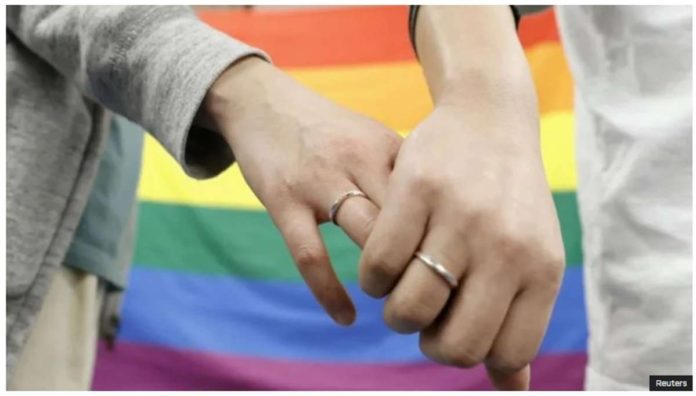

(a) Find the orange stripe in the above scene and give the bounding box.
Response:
[287,62,431,132]
[198,6,414,68]
[198,6,561,68]
[286,50,572,131]
[526,42,573,114]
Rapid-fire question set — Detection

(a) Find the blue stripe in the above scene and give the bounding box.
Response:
[119,265,586,363]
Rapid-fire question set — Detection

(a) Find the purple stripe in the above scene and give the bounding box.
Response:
[92,341,586,390]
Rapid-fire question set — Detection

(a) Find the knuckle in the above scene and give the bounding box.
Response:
[515,240,566,288]
[441,193,469,220]
[261,174,295,205]
[486,351,532,374]
[419,333,437,359]
[294,245,326,270]
[407,171,442,197]
[453,198,495,228]
[359,252,402,297]
[336,136,369,164]
[361,251,401,280]
[276,170,319,204]
[439,340,486,368]
[494,231,566,290]
[495,229,533,262]
[532,251,565,287]
[384,296,432,333]
[545,245,567,275]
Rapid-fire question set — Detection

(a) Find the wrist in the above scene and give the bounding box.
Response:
[429,72,541,151]
[415,5,534,112]
[434,64,536,111]
[199,56,276,140]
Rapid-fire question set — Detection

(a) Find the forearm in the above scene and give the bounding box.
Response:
[8,5,267,178]
[413,6,535,111]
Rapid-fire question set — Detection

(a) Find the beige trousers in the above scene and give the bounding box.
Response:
[8,266,103,390]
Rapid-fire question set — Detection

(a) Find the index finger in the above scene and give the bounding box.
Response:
[272,206,356,326]
[358,180,429,298]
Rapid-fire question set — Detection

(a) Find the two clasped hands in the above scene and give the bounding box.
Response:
[199,6,565,391]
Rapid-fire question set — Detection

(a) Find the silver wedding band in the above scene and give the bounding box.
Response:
[329,190,368,225]
[414,252,459,289]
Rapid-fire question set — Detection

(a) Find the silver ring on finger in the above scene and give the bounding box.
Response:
[414,251,459,289]
[329,190,368,225]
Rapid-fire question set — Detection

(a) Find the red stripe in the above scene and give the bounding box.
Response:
[93,340,586,390]
[197,6,560,68]
[197,6,413,68]
[519,8,561,48]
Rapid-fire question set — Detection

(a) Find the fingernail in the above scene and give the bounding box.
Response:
[333,310,356,326]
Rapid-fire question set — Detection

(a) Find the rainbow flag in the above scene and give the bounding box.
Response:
[92,6,586,390]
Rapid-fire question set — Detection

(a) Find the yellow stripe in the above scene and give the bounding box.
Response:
[137,111,576,207]
[540,111,576,191]
[137,142,264,210]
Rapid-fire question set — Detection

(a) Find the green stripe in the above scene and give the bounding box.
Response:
[553,191,584,267]
[134,192,582,280]
[134,202,358,281]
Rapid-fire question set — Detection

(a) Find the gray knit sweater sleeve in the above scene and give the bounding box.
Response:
[7,6,268,178]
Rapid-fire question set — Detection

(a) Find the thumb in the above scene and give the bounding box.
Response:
[486,364,531,391]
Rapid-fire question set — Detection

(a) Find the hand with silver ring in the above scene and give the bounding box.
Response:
[201,57,401,326]
[359,104,565,386]
[359,103,565,389]
[414,252,458,289]
[358,6,566,390]
[329,190,368,225]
